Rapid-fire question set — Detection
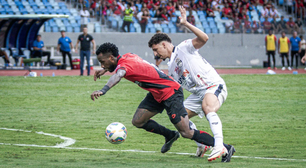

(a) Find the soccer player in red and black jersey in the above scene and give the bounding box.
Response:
[91,42,216,154]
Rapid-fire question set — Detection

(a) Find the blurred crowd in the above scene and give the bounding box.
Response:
[73,0,305,34]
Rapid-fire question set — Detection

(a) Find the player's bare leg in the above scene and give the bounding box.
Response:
[186,109,212,157]
[132,108,179,153]
[202,93,228,161]
[173,115,215,149]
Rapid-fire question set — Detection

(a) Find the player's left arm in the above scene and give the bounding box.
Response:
[178,6,208,49]
[91,39,96,54]
[91,69,126,101]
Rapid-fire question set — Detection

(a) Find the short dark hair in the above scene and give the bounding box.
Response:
[148,33,172,48]
[96,42,119,57]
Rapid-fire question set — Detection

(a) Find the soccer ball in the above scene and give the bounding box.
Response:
[105,122,127,144]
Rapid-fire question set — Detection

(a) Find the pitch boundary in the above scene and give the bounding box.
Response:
[1,128,305,162]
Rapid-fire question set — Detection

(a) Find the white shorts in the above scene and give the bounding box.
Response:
[183,84,227,118]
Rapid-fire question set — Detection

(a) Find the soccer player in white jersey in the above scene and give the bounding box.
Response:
[148,6,235,162]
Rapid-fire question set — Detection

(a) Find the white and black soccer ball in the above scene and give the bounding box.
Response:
[105,122,127,144]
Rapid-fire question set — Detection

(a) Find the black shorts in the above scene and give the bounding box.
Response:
[267,51,275,56]
[138,87,188,124]
[280,53,288,57]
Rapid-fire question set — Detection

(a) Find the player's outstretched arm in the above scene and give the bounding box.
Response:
[91,69,126,101]
[178,6,209,49]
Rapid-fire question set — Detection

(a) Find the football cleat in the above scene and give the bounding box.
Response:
[196,145,212,157]
[288,67,292,71]
[161,131,180,153]
[221,145,236,162]
[208,146,228,161]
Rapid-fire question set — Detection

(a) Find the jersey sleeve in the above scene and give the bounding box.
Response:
[78,35,81,41]
[68,37,72,43]
[265,36,267,42]
[274,36,277,41]
[278,38,280,44]
[58,38,61,45]
[178,39,198,54]
[115,62,129,76]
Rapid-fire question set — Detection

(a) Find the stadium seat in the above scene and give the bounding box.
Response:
[212,28,218,34]
[66,26,73,32]
[219,27,226,34]
[209,21,217,28]
[95,26,101,33]
[207,17,214,22]
[202,21,209,29]
[129,24,136,33]
[199,15,206,22]
[205,28,211,34]
[170,27,176,33]
[45,26,51,32]
[52,26,59,32]
[163,27,170,33]
[149,27,156,33]
[111,20,117,29]
[74,27,80,32]
[161,24,168,28]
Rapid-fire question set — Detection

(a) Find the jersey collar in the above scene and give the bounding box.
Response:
[117,55,122,62]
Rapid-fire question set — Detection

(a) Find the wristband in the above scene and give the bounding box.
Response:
[100,85,110,95]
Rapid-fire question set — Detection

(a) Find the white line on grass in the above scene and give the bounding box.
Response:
[0,128,76,147]
[1,128,305,162]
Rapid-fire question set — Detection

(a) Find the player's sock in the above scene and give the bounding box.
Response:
[206,112,223,147]
[191,129,214,146]
[189,120,206,147]
[141,119,175,140]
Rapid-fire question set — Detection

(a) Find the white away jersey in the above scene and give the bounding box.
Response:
[167,39,225,94]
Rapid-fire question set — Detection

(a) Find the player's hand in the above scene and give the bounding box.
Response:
[94,69,107,81]
[92,50,95,55]
[301,55,306,63]
[91,90,103,101]
[178,6,187,25]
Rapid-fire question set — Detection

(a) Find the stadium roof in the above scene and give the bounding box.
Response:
[0,14,68,49]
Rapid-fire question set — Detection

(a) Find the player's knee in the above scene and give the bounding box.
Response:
[179,130,193,139]
[131,118,144,128]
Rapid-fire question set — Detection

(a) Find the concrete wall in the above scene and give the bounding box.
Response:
[3,33,278,67]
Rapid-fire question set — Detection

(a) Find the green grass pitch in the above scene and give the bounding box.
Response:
[0,74,306,168]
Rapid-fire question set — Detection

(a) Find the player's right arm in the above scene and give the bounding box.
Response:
[178,6,209,49]
[91,69,126,101]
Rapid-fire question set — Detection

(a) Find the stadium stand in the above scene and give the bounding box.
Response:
[87,0,305,34]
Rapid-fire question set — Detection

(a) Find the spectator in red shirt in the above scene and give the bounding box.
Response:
[296,0,305,18]
[160,8,169,23]
[239,9,247,20]
[262,16,272,33]
[222,3,233,19]
[243,15,252,33]
[166,2,175,17]
[206,6,215,17]
[234,18,241,33]
[252,20,261,34]
[286,17,295,34]
[187,9,195,26]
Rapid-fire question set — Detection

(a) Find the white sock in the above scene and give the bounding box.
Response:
[189,120,204,147]
[206,112,223,147]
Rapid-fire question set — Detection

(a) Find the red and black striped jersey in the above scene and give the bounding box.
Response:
[115,53,181,102]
